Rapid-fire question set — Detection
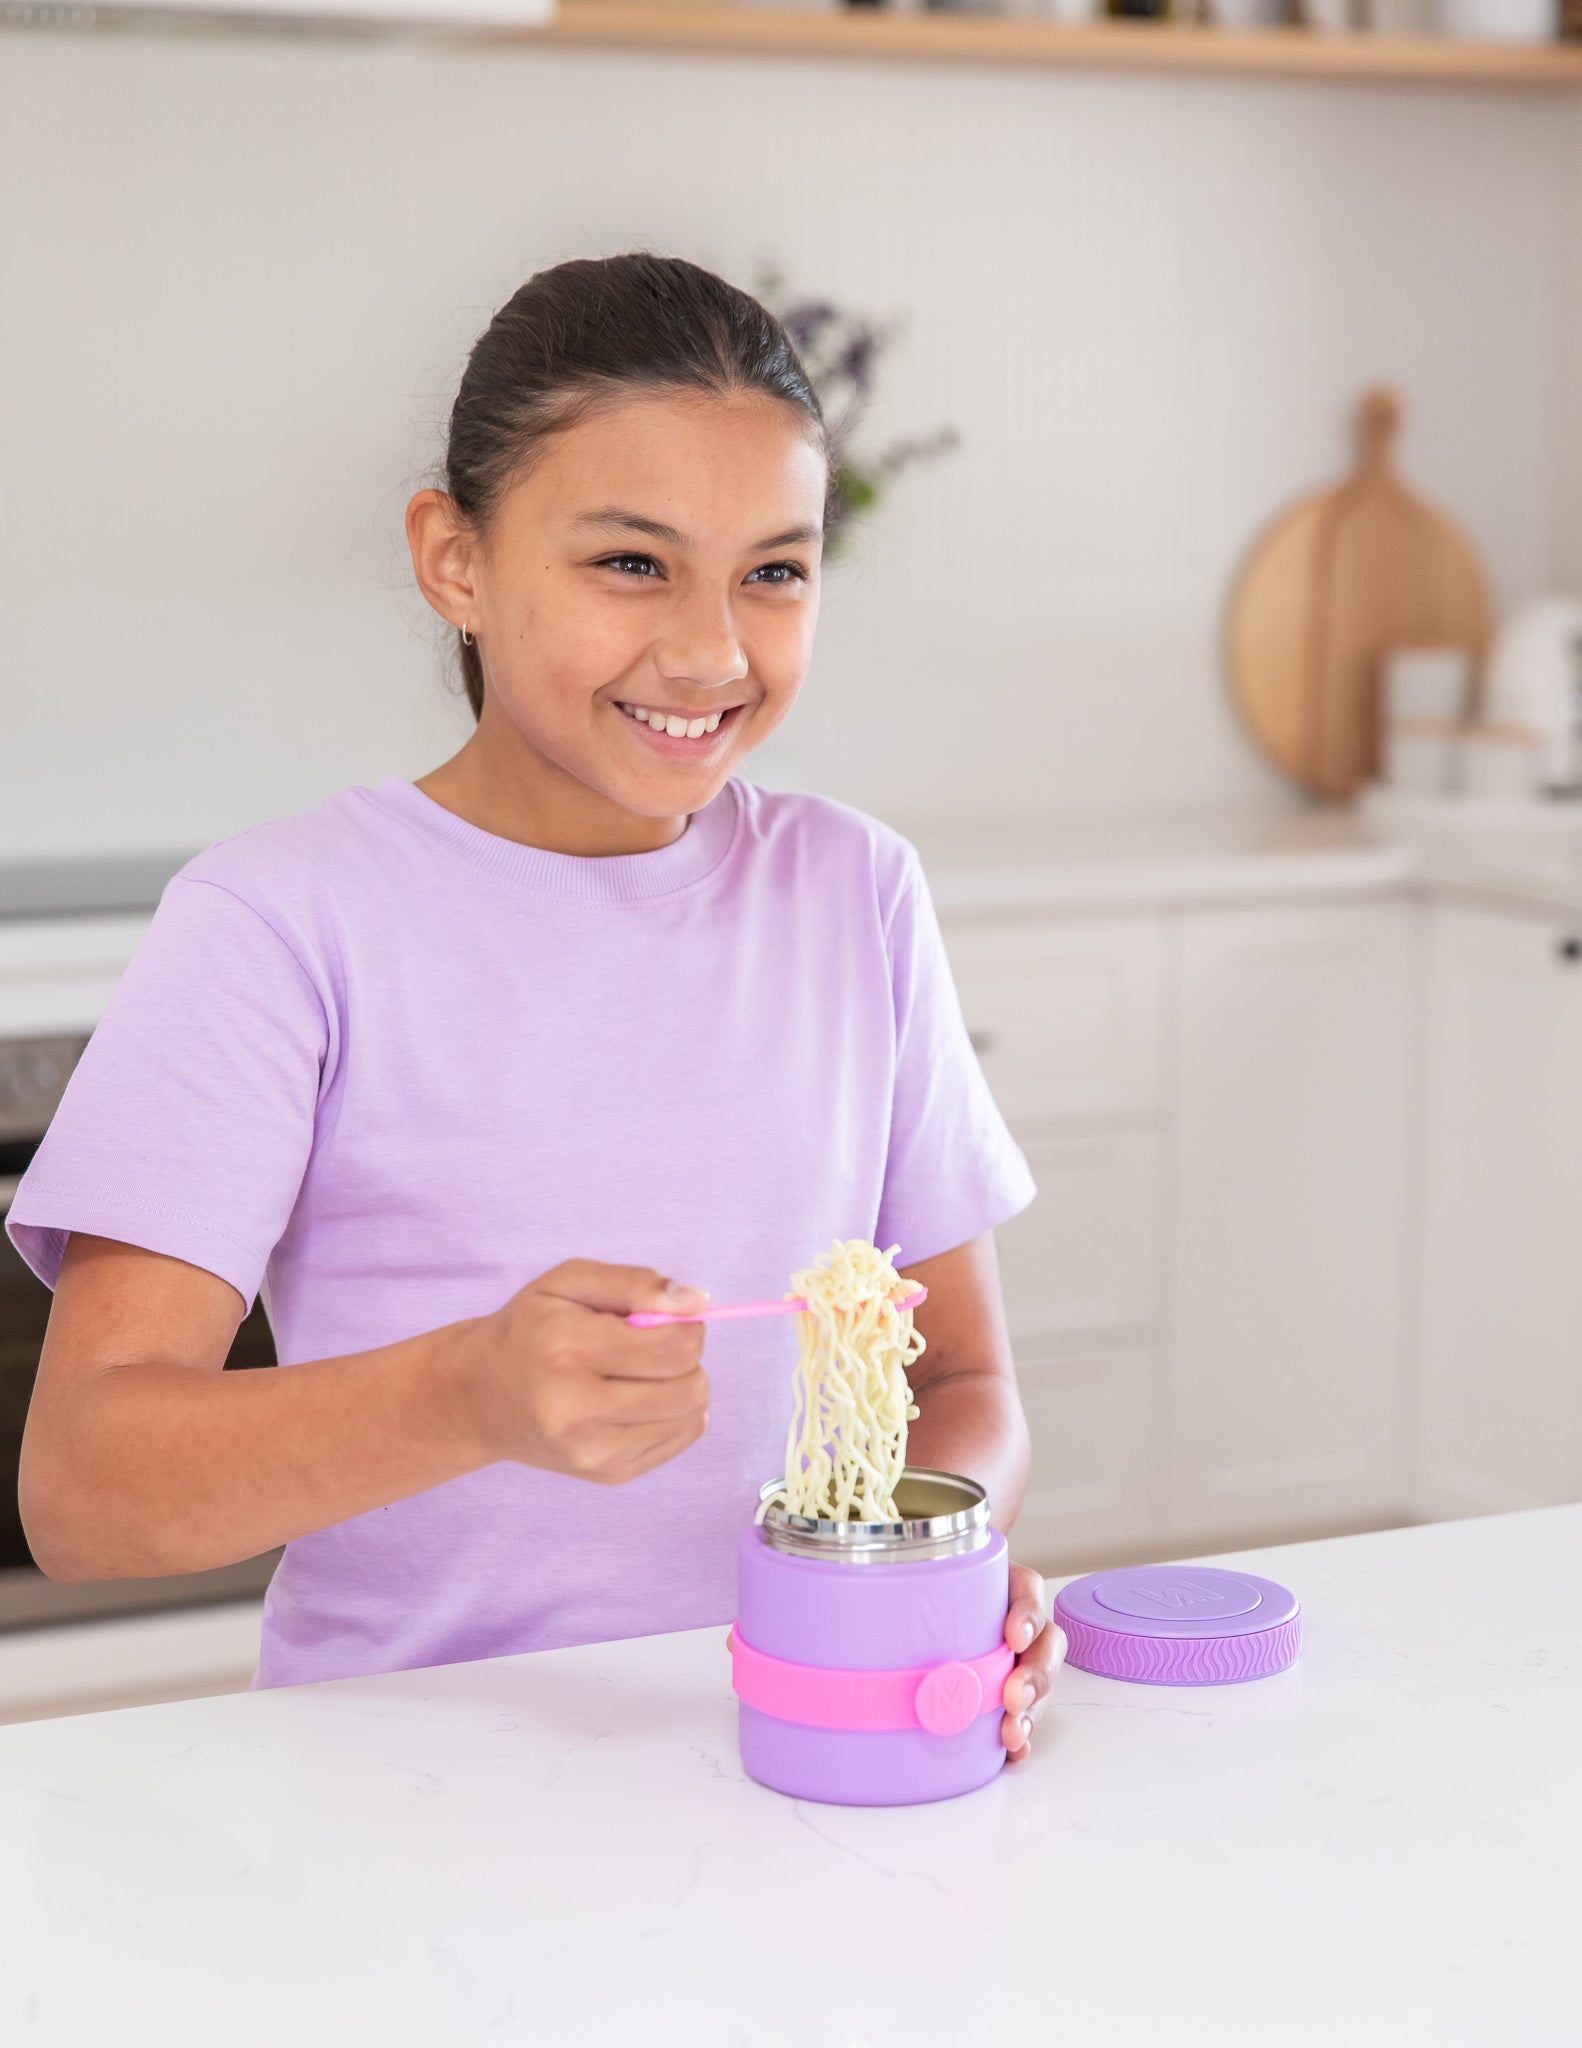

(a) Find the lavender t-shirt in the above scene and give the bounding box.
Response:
[8,776,1034,1687]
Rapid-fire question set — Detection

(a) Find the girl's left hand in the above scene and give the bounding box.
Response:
[1001,1563,1066,1761]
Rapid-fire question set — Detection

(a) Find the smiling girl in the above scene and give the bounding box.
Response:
[10,255,1064,1758]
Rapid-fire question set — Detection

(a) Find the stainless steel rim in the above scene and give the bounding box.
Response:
[756,1467,990,1562]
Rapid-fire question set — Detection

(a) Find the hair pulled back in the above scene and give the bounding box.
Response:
[442,253,827,719]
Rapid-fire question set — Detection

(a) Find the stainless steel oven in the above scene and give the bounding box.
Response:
[0,1031,279,1630]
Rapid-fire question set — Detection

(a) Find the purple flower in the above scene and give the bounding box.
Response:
[834,329,879,396]
[782,300,839,350]
[757,268,957,547]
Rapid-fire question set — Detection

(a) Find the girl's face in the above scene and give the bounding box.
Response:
[408,389,826,843]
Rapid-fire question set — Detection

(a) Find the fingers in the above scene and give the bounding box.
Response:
[537,1260,710,1320]
[474,1264,714,1477]
[1001,1650,1045,1756]
[592,1365,710,1428]
[597,1317,708,1381]
[572,1412,709,1487]
[1000,1564,1066,1761]
[613,1415,710,1483]
[1003,1621,1067,1714]
[532,1352,707,1461]
[1004,1564,1048,1655]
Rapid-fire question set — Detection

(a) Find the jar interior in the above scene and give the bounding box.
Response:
[756,1467,990,1561]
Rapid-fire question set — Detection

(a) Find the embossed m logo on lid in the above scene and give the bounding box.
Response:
[1135,1579,1230,1610]
[1090,1568,1264,1623]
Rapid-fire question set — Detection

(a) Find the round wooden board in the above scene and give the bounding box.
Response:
[1226,392,1490,800]
[1229,492,1332,785]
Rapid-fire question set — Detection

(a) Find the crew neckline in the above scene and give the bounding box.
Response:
[361,775,743,904]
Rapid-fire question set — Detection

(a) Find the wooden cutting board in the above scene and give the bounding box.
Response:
[1227,389,1491,800]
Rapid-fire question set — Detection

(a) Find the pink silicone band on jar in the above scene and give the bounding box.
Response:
[729,1628,1015,1738]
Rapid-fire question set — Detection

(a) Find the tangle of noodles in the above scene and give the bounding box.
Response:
[769,1240,926,1523]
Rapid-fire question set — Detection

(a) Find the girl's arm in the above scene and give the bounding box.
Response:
[20,1234,710,1582]
[901,1232,1062,1759]
[901,1231,1029,1529]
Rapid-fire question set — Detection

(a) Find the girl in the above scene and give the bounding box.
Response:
[10,254,1064,1759]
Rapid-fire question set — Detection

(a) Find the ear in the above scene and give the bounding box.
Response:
[406,490,478,632]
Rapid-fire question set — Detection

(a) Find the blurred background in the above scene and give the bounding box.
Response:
[5,0,1582,1719]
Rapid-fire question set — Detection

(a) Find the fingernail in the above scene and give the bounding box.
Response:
[665,1280,710,1306]
[1021,1675,1039,1712]
[1021,1617,1036,1650]
[1018,1714,1032,1742]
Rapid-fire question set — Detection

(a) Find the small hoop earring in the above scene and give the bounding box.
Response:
[460,622,474,647]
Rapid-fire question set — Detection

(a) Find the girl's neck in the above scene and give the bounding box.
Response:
[415,726,688,860]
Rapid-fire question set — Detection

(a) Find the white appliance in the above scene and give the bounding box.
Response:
[1482,598,1582,795]
[1434,0,1558,37]
[0,858,278,1633]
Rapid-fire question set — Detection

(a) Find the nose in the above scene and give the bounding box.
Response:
[654,591,749,691]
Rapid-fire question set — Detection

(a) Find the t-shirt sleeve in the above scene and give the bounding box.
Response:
[5,874,328,1305]
[875,854,1037,1267]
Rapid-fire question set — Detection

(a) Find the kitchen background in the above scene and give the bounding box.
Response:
[8,33,1582,844]
[5,12,1582,1718]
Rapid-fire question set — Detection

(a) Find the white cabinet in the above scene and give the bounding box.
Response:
[1415,904,1582,1519]
[1164,901,1416,1546]
[946,915,1168,1568]
[946,917,1164,1126]
[944,884,1582,1568]
[1012,1345,1159,1565]
[945,871,1582,1569]
[995,1129,1160,1344]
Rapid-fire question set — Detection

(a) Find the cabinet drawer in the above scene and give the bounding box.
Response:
[1014,1345,1158,1570]
[1164,901,1413,1544]
[945,916,1165,1126]
[1416,904,1582,1519]
[996,1130,1160,1342]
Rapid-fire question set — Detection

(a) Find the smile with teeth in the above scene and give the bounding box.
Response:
[617,702,729,740]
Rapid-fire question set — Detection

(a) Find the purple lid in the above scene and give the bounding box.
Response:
[1053,1566,1301,1686]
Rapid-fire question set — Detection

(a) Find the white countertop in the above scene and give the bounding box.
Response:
[900,795,1582,921]
[1,1507,1577,2046]
[11,800,1582,1036]
[906,800,1413,916]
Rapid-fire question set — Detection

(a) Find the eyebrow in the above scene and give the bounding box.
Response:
[574,508,823,550]
[755,524,825,549]
[575,508,685,545]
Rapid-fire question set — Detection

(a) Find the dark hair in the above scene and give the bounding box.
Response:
[442,253,828,720]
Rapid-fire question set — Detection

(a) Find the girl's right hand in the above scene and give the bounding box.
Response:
[458,1261,711,1485]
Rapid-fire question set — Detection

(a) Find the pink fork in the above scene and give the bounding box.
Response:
[628,1286,927,1330]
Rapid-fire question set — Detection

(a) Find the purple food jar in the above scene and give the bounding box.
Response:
[732,1468,1011,1807]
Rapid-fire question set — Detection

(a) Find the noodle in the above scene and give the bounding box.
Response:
[768,1240,925,1523]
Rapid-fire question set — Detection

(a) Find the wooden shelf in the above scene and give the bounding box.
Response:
[497,3,1582,86]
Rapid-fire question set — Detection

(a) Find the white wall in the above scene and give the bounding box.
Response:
[0,28,1573,856]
